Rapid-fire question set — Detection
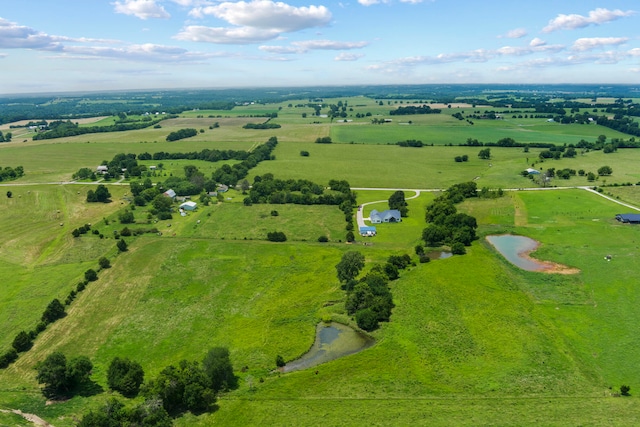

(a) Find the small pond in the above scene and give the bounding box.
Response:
[282,322,374,373]
[426,251,452,260]
[486,234,547,271]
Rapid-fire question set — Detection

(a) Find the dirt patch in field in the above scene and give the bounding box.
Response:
[0,409,54,427]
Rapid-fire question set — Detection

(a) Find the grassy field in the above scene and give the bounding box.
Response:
[2,96,640,426]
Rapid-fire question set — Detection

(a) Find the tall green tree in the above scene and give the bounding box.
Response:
[388,190,408,217]
[202,347,237,392]
[336,251,365,283]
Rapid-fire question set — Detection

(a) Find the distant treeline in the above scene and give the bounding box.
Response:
[389,105,441,115]
[32,117,173,140]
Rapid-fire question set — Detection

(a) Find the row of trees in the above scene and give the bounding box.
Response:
[33,116,169,140]
[336,251,412,331]
[166,128,198,141]
[389,105,441,115]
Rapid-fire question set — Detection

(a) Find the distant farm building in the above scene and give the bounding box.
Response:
[525,168,540,175]
[616,213,640,224]
[96,165,108,174]
[217,184,229,193]
[359,226,377,236]
[370,209,402,224]
[180,201,197,211]
[163,189,176,199]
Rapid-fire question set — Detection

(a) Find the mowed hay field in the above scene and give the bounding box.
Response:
[3,97,640,425]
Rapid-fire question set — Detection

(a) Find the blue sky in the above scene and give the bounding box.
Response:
[1,0,639,94]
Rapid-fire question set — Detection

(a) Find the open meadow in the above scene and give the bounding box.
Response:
[2,94,640,425]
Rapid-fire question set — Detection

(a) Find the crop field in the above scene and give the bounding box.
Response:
[2,94,640,426]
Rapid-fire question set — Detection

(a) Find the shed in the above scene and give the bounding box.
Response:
[525,168,540,174]
[180,201,197,211]
[163,189,176,199]
[359,226,377,236]
[615,213,640,224]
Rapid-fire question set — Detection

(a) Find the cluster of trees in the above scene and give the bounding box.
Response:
[79,347,236,425]
[245,175,356,207]
[396,139,424,147]
[36,352,93,398]
[389,105,441,115]
[422,182,482,254]
[0,130,12,142]
[454,155,469,163]
[315,136,332,144]
[72,167,97,181]
[388,190,408,217]
[211,136,278,186]
[336,251,411,331]
[86,184,111,203]
[242,121,281,129]
[0,165,24,182]
[166,128,198,141]
[33,116,169,140]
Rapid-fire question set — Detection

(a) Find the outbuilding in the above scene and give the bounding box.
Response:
[615,213,640,224]
[180,201,197,211]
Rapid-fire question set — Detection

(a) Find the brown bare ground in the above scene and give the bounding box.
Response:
[0,409,53,427]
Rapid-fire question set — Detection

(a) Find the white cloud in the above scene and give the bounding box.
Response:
[629,48,640,57]
[259,39,368,54]
[176,25,281,44]
[530,37,546,47]
[335,52,363,61]
[113,0,170,20]
[293,40,368,50]
[499,28,527,39]
[542,8,635,33]
[191,1,331,32]
[572,37,628,52]
[57,43,218,63]
[358,0,384,6]
[0,18,61,50]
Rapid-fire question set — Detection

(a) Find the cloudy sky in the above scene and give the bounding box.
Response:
[1,0,639,94]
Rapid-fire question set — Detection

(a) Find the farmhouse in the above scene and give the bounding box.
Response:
[96,165,108,174]
[180,201,197,211]
[370,209,402,224]
[615,213,640,224]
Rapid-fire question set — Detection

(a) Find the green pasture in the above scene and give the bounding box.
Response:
[4,96,640,425]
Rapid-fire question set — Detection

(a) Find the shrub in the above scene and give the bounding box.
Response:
[12,331,32,352]
[451,242,466,255]
[275,355,286,368]
[117,239,128,252]
[621,385,631,396]
[107,357,145,397]
[0,349,18,369]
[85,269,98,282]
[98,257,111,269]
[267,231,287,242]
[318,235,329,242]
[42,299,66,324]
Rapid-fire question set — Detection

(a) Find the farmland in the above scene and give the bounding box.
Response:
[2,86,640,426]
